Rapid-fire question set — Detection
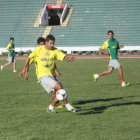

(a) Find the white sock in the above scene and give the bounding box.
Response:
[48,104,54,111]
[96,74,99,78]
[65,103,72,111]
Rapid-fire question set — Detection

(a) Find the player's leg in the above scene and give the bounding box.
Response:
[40,76,80,114]
[54,82,80,112]
[117,66,124,81]
[51,90,62,108]
[117,66,129,87]
[13,62,16,72]
[39,77,59,113]
[13,56,17,72]
[93,68,113,81]
[98,67,113,76]
[1,56,12,71]
[1,62,11,70]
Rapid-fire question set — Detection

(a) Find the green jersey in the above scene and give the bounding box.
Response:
[6,43,15,57]
[102,39,119,60]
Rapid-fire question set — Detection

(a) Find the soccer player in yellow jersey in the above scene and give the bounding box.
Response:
[1,37,17,72]
[26,37,63,108]
[93,31,129,87]
[28,37,61,80]
[20,35,80,113]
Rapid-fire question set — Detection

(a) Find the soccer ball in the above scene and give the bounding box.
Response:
[56,89,68,101]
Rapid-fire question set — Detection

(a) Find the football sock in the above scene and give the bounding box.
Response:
[49,104,54,111]
[121,80,124,83]
[98,73,101,77]
[65,103,72,111]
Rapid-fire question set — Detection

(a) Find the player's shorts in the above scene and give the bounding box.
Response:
[109,59,120,69]
[40,75,62,93]
[8,56,16,62]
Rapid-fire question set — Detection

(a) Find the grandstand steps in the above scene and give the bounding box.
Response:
[34,8,43,27]
[42,26,52,38]
[62,7,73,27]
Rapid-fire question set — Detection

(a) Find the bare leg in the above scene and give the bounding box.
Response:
[50,82,62,107]
[2,62,11,68]
[117,66,124,81]
[54,83,68,105]
[51,91,60,107]
[51,97,59,107]
[63,99,68,104]
[99,67,113,76]
[13,62,16,71]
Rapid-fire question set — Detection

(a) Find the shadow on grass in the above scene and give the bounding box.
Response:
[97,82,140,86]
[78,101,140,115]
[97,83,121,86]
[132,82,140,86]
[73,96,135,105]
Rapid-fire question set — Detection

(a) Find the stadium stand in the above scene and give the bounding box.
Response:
[0,0,140,53]
[0,0,46,49]
[52,0,140,48]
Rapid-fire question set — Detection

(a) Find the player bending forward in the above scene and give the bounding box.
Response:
[20,35,80,114]
[22,37,63,109]
[93,30,129,87]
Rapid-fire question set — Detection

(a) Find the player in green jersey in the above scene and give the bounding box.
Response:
[93,31,129,87]
[1,37,17,72]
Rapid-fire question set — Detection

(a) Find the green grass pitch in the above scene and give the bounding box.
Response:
[0,58,140,140]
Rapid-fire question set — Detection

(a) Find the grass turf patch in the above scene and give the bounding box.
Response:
[0,59,140,140]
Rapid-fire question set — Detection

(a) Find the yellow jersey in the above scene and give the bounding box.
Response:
[6,43,15,57]
[29,45,66,79]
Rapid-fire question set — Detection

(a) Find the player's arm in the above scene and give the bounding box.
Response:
[117,44,124,50]
[115,40,123,50]
[20,57,34,80]
[7,48,15,51]
[101,49,109,55]
[6,44,14,51]
[55,50,76,62]
[100,41,109,55]
[55,64,61,78]
[64,56,75,61]
[20,57,30,80]
[20,48,39,79]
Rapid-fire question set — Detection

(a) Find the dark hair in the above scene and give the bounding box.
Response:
[10,37,14,40]
[46,35,55,42]
[107,30,114,35]
[37,37,46,45]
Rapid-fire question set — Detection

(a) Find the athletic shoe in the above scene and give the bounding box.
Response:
[1,66,3,71]
[69,106,81,112]
[46,108,56,114]
[13,70,17,72]
[56,105,63,109]
[121,82,130,87]
[93,74,99,82]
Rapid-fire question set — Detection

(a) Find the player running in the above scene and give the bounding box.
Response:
[24,37,63,109]
[1,37,17,72]
[20,35,80,114]
[93,30,129,87]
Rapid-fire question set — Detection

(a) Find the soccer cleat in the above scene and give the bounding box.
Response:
[121,82,130,87]
[69,106,81,112]
[46,108,56,114]
[0,66,3,71]
[126,83,130,86]
[13,70,17,72]
[56,105,63,109]
[93,74,99,82]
